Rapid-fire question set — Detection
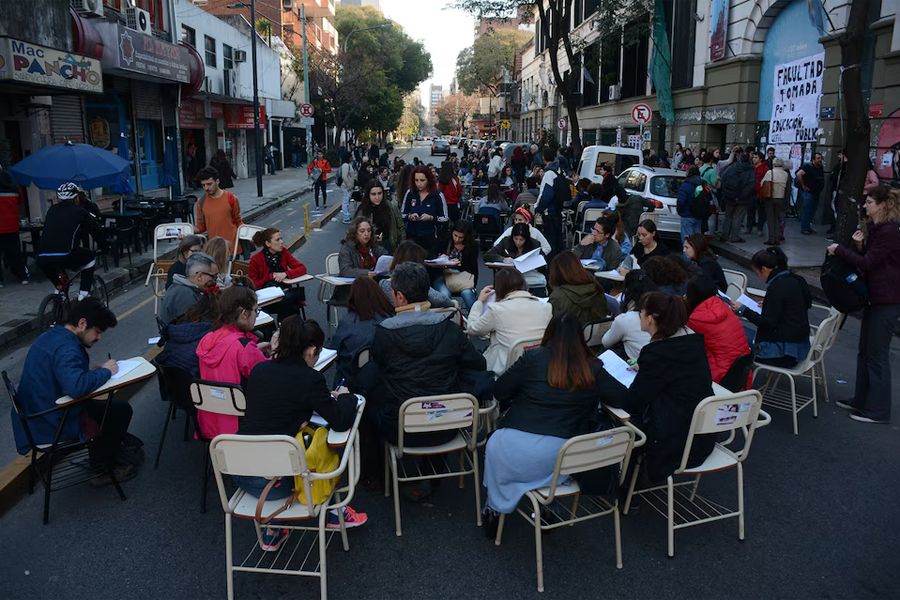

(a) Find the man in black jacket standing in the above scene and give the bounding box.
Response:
[716,153,756,243]
[368,263,487,446]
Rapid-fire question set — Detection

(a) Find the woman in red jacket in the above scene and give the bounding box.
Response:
[686,277,749,383]
[248,227,308,322]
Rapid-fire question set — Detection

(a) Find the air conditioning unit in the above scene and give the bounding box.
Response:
[234,49,247,63]
[283,0,295,8]
[204,77,213,94]
[81,0,105,18]
[609,84,621,101]
[126,7,152,35]
[224,69,238,97]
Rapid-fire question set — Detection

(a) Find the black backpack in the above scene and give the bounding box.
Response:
[551,169,572,212]
[820,253,867,313]
[691,183,712,219]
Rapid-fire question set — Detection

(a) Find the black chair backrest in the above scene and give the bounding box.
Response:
[719,348,760,393]
[154,362,197,414]
[2,371,38,450]
[473,213,501,234]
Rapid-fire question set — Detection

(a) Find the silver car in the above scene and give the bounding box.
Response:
[613,166,716,236]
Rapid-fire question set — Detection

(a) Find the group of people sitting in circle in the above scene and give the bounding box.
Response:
[144,152,821,551]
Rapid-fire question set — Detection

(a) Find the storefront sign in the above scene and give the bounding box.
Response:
[209,101,224,120]
[0,38,103,92]
[90,117,111,148]
[869,103,883,117]
[179,99,205,129]
[225,104,266,129]
[94,23,191,83]
[769,52,825,144]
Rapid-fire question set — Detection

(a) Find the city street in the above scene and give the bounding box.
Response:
[0,143,898,599]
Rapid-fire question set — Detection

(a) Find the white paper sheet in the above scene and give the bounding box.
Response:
[110,359,142,380]
[425,257,456,266]
[375,255,394,274]
[736,294,762,315]
[580,259,597,266]
[148,337,160,345]
[255,287,285,303]
[333,276,356,284]
[598,350,636,388]
[514,247,546,274]
[314,347,338,368]
[256,311,274,327]
[480,291,496,314]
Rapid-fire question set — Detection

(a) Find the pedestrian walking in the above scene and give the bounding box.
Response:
[308,150,332,211]
[195,166,244,246]
[209,149,237,189]
[0,170,29,287]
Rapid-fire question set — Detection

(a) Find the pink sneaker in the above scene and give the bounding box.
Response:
[326,505,368,529]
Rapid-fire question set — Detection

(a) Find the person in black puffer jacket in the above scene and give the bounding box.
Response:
[155,288,220,378]
[716,153,756,243]
[730,246,811,368]
[365,263,487,447]
[604,292,715,482]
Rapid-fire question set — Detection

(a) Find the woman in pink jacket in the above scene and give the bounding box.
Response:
[685,277,749,383]
[196,282,270,438]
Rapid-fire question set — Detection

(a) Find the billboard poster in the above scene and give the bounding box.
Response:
[709,0,729,62]
[769,53,825,144]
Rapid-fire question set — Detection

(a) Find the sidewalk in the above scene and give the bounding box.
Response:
[0,168,319,349]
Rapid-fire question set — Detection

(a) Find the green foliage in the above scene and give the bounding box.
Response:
[456,29,532,95]
[435,117,455,135]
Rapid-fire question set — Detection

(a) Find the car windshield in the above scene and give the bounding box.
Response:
[649,176,683,198]
[434,140,448,146]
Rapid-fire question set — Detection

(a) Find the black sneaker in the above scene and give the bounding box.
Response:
[801,228,817,235]
[850,412,890,424]
[835,400,856,411]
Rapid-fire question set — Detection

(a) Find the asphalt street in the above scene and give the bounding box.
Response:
[0,144,898,599]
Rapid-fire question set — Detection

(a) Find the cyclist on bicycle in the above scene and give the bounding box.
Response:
[36,182,109,301]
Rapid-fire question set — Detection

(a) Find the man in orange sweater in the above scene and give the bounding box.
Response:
[195,166,243,245]
[307,149,332,211]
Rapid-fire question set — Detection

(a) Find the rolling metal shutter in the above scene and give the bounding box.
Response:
[50,96,86,144]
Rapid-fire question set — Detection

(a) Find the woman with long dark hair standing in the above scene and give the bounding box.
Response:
[356,179,405,253]
[401,165,449,255]
[438,161,463,223]
[482,312,628,532]
[209,149,237,189]
[510,145,527,187]
[828,185,900,424]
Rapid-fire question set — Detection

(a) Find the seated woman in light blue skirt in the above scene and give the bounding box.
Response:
[482,312,628,537]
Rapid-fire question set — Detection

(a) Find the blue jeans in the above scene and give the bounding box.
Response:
[341,188,352,222]
[680,216,702,246]
[433,276,476,310]
[233,475,294,500]
[800,190,818,230]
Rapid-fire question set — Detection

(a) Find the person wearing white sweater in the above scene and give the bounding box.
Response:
[601,270,656,360]
[467,269,552,376]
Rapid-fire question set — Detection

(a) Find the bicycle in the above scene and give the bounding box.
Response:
[37,262,109,333]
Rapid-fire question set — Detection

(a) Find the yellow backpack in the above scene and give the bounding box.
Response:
[294,426,340,505]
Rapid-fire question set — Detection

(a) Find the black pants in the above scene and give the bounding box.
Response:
[541,211,564,262]
[83,398,134,467]
[314,179,328,207]
[746,196,765,232]
[268,286,306,323]
[849,303,900,421]
[0,231,28,282]
[37,248,95,292]
[409,233,437,257]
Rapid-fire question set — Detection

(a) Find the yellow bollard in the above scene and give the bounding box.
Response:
[304,204,310,234]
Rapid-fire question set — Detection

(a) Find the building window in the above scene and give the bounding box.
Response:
[223,44,234,70]
[204,36,217,69]
[137,0,166,31]
[181,25,196,48]
[664,0,697,90]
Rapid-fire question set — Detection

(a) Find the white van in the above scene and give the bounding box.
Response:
[576,145,643,183]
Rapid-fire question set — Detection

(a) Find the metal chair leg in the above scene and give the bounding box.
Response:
[153,401,176,470]
[200,442,210,514]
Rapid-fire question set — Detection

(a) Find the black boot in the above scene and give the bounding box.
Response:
[483,508,499,539]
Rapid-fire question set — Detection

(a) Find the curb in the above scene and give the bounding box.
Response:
[0,183,316,351]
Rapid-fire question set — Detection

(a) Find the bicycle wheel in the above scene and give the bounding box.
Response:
[89,275,109,307]
[38,294,64,332]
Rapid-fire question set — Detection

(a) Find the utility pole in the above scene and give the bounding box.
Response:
[249,2,264,196]
[302,3,311,166]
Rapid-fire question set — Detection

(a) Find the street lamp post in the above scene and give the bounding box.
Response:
[227,1,264,197]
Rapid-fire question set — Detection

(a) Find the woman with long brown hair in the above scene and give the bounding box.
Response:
[329,277,395,388]
[547,250,609,325]
[355,179,405,253]
[377,240,454,307]
[400,165,449,255]
[482,312,628,532]
[683,232,727,292]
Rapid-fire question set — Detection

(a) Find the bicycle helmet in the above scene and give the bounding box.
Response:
[57,182,82,201]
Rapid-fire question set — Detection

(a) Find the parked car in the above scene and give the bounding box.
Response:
[501,142,529,163]
[431,139,451,156]
[576,145,644,185]
[610,165,716,237]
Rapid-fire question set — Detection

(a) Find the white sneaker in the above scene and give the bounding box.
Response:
[77,291,90,301]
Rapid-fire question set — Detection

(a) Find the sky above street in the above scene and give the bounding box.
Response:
[377,0,476,106]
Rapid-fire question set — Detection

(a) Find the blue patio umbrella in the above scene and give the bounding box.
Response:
[10,141,131,190]
[160,136,178,189]
[110,134,134,196]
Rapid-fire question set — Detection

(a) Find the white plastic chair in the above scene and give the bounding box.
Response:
[505,336,543,370]
[144,223,195,315]
[752,309,842,434]
[317,253,342,332]
[384,393,481,536]
[722,268,747,301]
[494,424,646,592]
[209,397,365,600]
[191,380,247,513]
[809,304,844,403]
[623,389,771,557]
[232,224,265,261]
